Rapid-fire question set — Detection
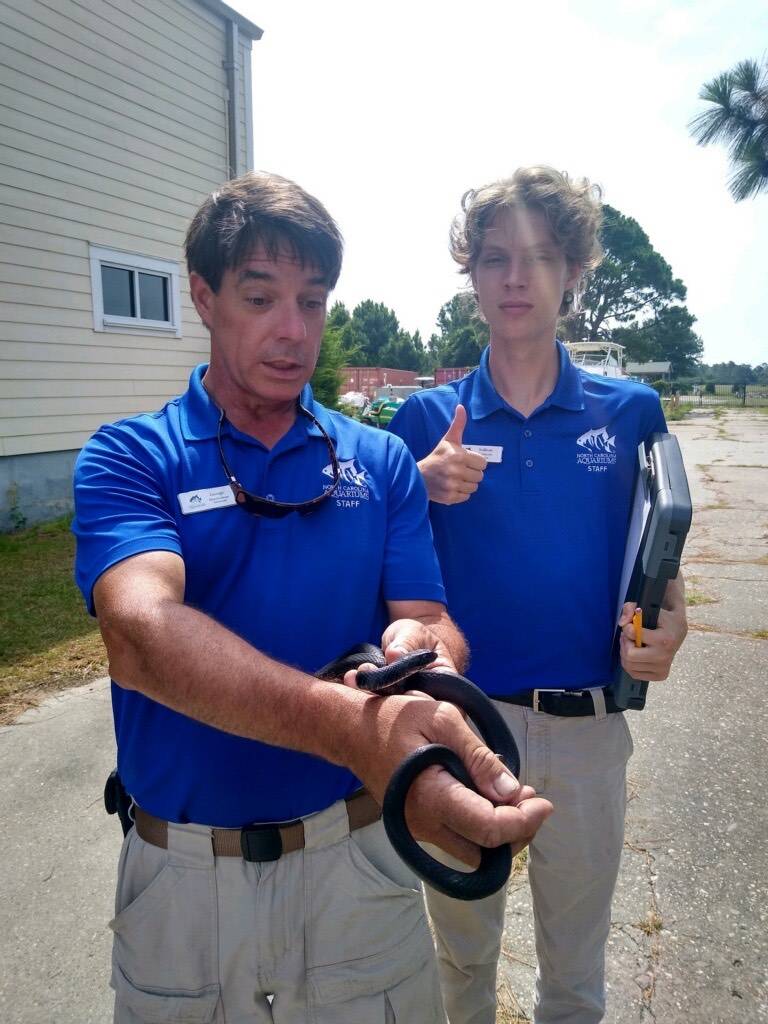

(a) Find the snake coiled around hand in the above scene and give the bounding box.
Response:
[316,644,521,901]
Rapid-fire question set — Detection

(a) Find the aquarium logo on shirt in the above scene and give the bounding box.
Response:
[322,458,371,507]
[576,426,617,467]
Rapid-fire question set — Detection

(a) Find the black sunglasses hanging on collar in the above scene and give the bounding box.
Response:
[215,404,341,518]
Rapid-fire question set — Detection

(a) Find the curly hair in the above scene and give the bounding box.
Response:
[185,171,343,293]
[449,167,603,312]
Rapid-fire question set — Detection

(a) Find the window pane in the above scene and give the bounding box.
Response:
[138,273,169,322]
[101,266,135,317]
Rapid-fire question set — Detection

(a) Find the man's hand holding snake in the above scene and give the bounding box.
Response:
[340,620,552,870]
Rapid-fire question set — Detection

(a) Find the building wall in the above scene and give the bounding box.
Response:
[0,0,254,525]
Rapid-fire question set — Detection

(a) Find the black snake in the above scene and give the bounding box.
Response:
[317,644,521,901]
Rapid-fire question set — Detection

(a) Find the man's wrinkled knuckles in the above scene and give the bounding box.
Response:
[473,804,530,849]
[463,740,506,784]
[469,818,506,851]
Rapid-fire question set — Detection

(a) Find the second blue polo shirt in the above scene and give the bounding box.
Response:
[389,343,667,696]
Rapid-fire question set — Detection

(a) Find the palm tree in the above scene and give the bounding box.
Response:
[689,58,768,201]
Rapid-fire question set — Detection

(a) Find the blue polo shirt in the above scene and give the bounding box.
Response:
[73,365,445,826]
[389,343,666,696]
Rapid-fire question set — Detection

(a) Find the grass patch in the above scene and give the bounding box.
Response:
[0,517,106,719]
[496,1005,531,1022]
[663,401,693,421]
[510,846,529,879]
[750,630,768,640]
[636,909,663,935]
[496,980,531,1023]
[686,589,716,606]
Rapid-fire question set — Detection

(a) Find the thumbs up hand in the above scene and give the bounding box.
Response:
[417,405,487,505]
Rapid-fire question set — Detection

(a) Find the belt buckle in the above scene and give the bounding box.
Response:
[532,688,567,713]
[240,824,283,862]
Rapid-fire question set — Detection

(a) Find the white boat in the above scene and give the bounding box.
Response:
[565,341,627,379]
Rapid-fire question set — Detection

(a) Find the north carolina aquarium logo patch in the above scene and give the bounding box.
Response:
[576,426,617,469]
[322,458,370,507]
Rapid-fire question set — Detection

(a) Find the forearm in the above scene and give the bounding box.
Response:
[100,598,371,770]
[383,600,468,674]
[663,571,686,611]
[411,609,468,674]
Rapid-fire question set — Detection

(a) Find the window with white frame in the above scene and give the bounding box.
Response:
[89,245,182,336]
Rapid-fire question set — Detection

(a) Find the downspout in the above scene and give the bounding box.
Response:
[223,19,241,179]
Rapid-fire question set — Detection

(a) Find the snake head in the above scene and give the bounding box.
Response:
[355,649,438,695]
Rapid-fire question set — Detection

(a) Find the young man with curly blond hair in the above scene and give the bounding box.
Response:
[389,167,688,1024]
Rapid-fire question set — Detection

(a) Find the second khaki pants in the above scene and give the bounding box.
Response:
[425,698,633,1024]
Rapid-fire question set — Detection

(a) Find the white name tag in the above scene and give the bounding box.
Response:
[463,444,503,463]
[178,485,236,515]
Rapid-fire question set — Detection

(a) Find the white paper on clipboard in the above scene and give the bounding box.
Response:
[615,442,652,626]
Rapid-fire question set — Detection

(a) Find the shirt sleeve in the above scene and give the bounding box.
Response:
[388,395,435,463]
[642,389,668,446]
[380,433,446,604]
[73,424,182,615]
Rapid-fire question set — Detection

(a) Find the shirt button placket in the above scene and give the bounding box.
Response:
[521,426,537,491]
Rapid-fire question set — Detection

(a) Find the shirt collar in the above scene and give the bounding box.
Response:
[179,364,218,440]
[180,364,331,442]
[548,340,585,412]
[469,341,584,420]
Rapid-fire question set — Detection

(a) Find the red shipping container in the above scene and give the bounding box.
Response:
[341,367,418,399]
[434,367,472,385]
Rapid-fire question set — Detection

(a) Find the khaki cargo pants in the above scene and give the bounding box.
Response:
[425,698,634,1024]
[110,797,446,1023]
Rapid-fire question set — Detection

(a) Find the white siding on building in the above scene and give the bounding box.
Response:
[0,0,256,459]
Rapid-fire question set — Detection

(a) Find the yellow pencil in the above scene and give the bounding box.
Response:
[632,608,643,648]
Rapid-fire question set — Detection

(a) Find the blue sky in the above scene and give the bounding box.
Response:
[236,0,767,365]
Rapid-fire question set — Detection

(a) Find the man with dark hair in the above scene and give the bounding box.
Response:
[73,171,551,1023]
[390,167,688,1024]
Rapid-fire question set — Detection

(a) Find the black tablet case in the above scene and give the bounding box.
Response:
[611,433,693,711]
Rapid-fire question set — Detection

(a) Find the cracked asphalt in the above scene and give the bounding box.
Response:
[0,408,765,1024]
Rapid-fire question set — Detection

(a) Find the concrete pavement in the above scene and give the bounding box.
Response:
[1,407,766,1023]
[0,678,118,1024]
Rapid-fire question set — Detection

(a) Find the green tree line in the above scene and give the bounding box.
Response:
[312,200,765,406]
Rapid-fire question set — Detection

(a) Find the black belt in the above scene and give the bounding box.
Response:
[494,686,621,717]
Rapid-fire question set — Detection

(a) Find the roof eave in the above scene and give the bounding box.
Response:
[193,0,263,39]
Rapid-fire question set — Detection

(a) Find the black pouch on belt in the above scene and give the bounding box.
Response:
[104,769,133,837]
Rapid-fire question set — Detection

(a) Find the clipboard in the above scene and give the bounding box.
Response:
[610,432,692,711]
